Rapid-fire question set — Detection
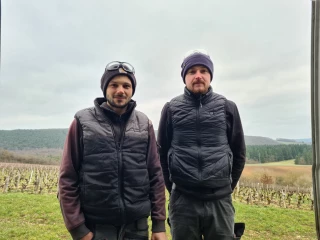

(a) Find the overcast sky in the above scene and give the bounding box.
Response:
[0,0,311,139]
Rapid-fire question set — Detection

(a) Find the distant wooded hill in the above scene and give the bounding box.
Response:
[244,136,280,145]
[0,129,287,150]
[247,144,312,165]
[0,128,308,150]
[154,131,281,146]
[0,129,68,150]
[276,138,312,144]
[0,129,312,165]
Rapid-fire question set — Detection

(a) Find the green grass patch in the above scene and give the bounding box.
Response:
[0,193,317,240]
[246,159,297,166]
[0,193,69,240]
[234,202,317,240]
[261,159,295,166]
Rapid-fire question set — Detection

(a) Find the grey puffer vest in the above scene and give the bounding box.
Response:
[75,101,150,225]
[168,88,233,191]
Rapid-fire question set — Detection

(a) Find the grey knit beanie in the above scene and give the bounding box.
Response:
[181,52,214,83]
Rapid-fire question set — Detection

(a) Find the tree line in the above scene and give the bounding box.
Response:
[246,144,312,165]
[0,129,67,150]
[0,129,313,165]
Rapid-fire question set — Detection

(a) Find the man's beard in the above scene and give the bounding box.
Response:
[106,95,130,109]
[190,83,208,95]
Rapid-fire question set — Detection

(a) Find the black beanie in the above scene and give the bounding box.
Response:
[181,52,214,83]
[100,68,136,98]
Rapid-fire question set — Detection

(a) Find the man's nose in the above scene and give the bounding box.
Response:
[116,86,125,94]
[195,70,202,78]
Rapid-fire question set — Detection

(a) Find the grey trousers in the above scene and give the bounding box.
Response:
[169,189,235,240]
[91,218,149,240]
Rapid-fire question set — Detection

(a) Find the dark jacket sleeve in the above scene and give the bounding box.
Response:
[58,119,90,240]
[157,102,173,194]
[226,100,246,190]
[147,121,166,233]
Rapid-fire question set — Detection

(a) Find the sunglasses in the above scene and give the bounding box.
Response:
[105,61,135,74]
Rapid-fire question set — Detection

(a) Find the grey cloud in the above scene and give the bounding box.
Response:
[0,0,312,139]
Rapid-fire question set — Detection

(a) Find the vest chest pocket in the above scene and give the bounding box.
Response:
[124,181,150,204]
[168,149,178,177]
[228,151,233,176]
[122,133,148,155]
[168,150,173,174]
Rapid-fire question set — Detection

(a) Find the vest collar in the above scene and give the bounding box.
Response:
[93,97,136,123]
[184,86,214,106]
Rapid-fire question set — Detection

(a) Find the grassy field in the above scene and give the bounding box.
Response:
[246,159,297,166]
[0,193,317,240]
[240,159,312,189]
[241,164,311,179]
[0,160,316,239]
[240,160,312,185]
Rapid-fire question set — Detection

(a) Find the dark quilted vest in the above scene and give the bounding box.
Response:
[75,103,150,225]
[169,88,233,191]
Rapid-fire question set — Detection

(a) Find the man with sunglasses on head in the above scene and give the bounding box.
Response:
[59,61,167,240]
[157,50,246,240]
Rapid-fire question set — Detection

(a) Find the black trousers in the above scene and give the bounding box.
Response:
[90,218,149,240]
[169,189,235,240]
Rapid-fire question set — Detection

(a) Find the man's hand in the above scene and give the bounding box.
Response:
[151,232,167,240]
[80,231,94,240]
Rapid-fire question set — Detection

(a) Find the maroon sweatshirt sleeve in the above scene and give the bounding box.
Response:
[147,121,166,233]
[226,100,246,190]
[58,119,90,240]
